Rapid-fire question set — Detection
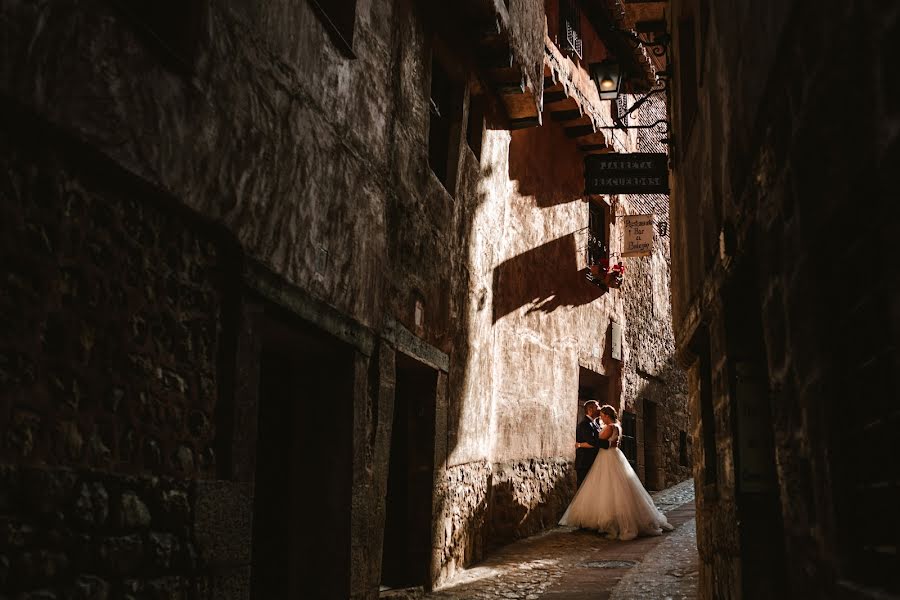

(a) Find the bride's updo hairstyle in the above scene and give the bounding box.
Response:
[599,405,618,421]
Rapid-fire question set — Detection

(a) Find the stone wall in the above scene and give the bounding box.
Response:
[668,0,900,597]
[0,118,248,597]
[0,466,251,599]
[487,459,574,548]
[0,134,225,480]
[432,461,492,584]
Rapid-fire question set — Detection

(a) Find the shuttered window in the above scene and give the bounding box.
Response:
[560,0,583,60]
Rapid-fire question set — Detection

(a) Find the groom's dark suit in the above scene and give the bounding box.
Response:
[575,417,612,488]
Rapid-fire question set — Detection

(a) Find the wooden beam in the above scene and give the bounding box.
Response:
[495,78,526,95]
[578,144,612,153]
[479,15,502,38]
[565,125,596,138]
[543,90,569,104]
[478,47,514,70]
[509,117,541,130]
[550,109,583,122]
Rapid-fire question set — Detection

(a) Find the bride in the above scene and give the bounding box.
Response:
[559,404,674,540]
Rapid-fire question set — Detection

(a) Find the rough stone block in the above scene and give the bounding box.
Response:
[147,532,181,570]
[98,535,144,575]
[71,575,110,600]
[156,488,191,531]
[116,492,152,530]
[72,482,109,528]
[19,468,77,516]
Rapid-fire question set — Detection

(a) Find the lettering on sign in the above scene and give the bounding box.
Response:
[584,153,669,194]
[623,214,654,257]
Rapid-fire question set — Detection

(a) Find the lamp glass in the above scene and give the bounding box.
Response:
[590,61,621,101]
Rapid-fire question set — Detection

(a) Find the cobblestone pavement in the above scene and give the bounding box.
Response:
[417,480,698,600]
[608,518,698,600]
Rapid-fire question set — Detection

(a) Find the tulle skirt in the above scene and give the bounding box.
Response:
[559,448,674,540]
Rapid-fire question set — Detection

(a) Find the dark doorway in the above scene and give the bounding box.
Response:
[381,353,438,590]
[577,366,609,422]
[644,400,660,490]
[250,308,354,600]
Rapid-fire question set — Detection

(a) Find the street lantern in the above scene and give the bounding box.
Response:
[590,60,622,101]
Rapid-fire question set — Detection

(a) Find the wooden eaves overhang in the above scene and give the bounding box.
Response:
[424,0,545,130]
[540,0,669,157]
[581,0,666,93]
[543,39,612,155]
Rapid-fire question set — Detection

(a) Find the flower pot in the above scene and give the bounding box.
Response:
[605,273,623,288]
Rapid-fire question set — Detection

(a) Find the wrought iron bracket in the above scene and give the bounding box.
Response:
[616,27,671,62]
[600,24,674,138]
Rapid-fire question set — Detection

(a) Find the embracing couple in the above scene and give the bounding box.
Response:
[559,400,674,541]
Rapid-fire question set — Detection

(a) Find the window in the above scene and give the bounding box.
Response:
[560,0,583,60]
[621,411,637,473]
[309,0,357,56]
[466,94,486,162]
[587,201,608,266]
[428,56,462,192]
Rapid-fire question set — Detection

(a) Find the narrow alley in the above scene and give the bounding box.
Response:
[1,1,898,599]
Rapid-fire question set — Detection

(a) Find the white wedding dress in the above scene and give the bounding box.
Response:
[559,422,674,540]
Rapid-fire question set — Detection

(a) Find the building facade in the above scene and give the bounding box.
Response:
[1,1,686,598]
[666,0,900,598]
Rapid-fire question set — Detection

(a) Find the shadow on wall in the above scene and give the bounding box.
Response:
[492,233,604,323]
[507,122,586,208]
[486,463,576,551]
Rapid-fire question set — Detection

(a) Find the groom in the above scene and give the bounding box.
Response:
[575,400,617,488]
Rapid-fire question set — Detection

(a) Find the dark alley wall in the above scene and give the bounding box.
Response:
[668,0,900,598]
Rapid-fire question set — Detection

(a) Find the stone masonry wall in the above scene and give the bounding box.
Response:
[432,461,492,585]
[0,119,247,597]
[669,0,900,598]
[487,459,575,549]
[0,134,225,480]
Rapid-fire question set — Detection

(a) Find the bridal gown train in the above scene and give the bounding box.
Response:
[559,423,674,540]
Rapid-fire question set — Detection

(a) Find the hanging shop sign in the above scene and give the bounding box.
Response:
[622,214,655,257]
[584,153,669,194]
